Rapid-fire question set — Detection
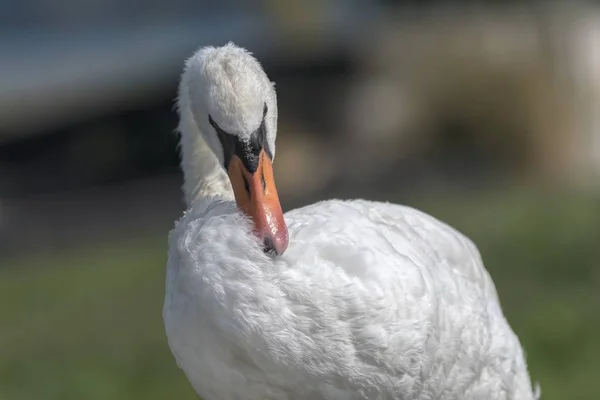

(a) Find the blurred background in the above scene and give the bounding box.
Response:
[1,0,599,399]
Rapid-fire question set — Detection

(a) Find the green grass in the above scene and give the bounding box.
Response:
[0,237,197,400]
[1,187,599,399]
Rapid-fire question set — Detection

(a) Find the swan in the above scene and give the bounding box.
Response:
[163,43,539,400]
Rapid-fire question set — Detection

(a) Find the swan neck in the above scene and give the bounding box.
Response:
[178,101,233,206]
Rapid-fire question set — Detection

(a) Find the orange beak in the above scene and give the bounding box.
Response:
[227,149,289,255]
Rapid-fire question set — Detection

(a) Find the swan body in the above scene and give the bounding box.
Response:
[163,43,538,400]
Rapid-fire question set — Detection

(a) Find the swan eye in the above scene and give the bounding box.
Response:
[259,103,272,160]
[209,114,236,170]
[208,106,272,173]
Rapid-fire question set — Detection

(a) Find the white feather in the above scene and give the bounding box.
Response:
[163,43,539,400]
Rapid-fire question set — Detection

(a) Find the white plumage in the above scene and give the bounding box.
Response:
[163,43,539,400]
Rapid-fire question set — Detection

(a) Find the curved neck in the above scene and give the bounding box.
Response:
[177,94,234,207]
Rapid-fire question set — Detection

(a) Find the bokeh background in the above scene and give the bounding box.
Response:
[1,1,599,399]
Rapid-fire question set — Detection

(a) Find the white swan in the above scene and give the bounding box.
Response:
[163,43,539,400]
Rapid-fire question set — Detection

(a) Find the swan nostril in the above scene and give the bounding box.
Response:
[262,236,277,255]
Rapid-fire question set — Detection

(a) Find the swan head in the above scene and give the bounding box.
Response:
[180,43,288,255]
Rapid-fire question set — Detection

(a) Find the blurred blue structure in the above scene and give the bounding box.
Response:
[0,0,380,143]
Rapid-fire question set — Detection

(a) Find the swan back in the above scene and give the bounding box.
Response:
[165,199,538,400]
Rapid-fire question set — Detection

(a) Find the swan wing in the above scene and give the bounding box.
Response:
[165,199,534,399]
[284,199,499,303]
